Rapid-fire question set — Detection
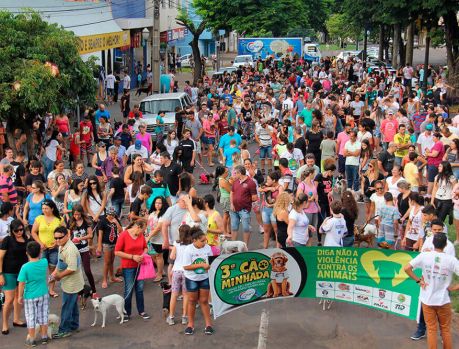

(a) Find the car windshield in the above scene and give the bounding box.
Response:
[140,99,181,114]
[235,56,251,63]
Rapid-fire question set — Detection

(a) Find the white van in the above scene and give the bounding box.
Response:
[140,92,193,140]
[303,43,321,62]
[232,55,255,68]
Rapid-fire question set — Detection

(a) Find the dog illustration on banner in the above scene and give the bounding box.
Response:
[266,252,293,298]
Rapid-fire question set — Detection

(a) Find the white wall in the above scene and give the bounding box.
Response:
[145,0,181,32]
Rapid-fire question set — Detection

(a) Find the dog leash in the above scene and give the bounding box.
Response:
[194,159,213,176]
[123,265,141,301]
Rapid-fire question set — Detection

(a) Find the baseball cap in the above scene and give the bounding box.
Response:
[97,141,106,147]
[134,140,142,150]
[425,124,433,131]
[114,136,121,141]
[387,111,394,115]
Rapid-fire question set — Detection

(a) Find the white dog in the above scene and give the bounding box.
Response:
[220,235,248,254]
[35,313,60,340]
[91,295,126,328]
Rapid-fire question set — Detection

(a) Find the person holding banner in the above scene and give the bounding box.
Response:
[404,233,459,349]
[286,193,315,247]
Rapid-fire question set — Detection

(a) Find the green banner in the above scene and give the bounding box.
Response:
[209,247,421,320]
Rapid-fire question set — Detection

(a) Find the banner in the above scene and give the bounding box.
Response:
[209,247,421,320]
[78,31,130,55]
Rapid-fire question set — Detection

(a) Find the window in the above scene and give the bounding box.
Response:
[168,0,172,8]
[140,99,181,114]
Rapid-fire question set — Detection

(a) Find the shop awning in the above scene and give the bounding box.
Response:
[0,0,130,54]
[115,18,152,30]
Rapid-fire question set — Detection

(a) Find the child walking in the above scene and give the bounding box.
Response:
[166,225,191,326]
[17,241,49,346]
[183,227,213,335]
[375,192,400,248]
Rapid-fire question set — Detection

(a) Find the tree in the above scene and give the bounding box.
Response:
[325,13,359,47]
[0,11,96,155]
[194,0,311,37]
[175,9,207,84]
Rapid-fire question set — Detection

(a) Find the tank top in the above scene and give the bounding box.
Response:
[55,117,69,133]
[95,152,106,176]
[71,220,90,253]
[88,193,103,216]
[67,191,81,215]
[136,132,151,153]
[206,211,220,247]
[219,178,230,198]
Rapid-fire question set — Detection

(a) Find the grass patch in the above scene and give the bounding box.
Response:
[447,222,459,313]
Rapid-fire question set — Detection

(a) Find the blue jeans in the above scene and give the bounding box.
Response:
[43,155,55,180]
[229,209,251,232]
[123,267,145,316]
[345,165,360,191]
[111,198,124,216]
[59,292,79,334]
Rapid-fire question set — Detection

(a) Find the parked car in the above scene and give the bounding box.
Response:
[366,56,392,68]
[211,66,237,79]
[178,54,192,67]
[139,92,193,140]
[232,55,255,68]
[336,50,361,62]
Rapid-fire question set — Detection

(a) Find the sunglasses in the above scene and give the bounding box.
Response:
[376,187,383,190]
[14,228,24,233]
[54,235,66,240]
[90,182,97,185]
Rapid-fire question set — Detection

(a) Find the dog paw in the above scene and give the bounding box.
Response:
[91,323,96,327]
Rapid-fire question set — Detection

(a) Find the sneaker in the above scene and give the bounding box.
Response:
[25,337,37,347]
[123,315,130,323]
[410,329,426,340]
[41,337,49,345]
[181,316,188,325]
[52,332,72,339]
[166,316,175,326]
[184,327,194,335]
[140,312,151,320]
[204,326,215,335]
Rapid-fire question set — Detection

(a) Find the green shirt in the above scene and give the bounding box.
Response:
[300,108,313,128]
[227,108,237,127]
[18,259,48,299]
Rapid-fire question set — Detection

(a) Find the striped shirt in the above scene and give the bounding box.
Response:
[0,175,17,204]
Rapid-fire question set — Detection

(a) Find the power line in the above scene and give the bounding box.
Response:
[0,0,134,14]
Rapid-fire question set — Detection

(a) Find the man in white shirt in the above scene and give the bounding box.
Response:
[404,232,459,348]
[402,63,414,91]
[106,71,116,104]
[123,71,131,91]
[282,96,294,112]
[343,130,361,192]
[416,125,435,156]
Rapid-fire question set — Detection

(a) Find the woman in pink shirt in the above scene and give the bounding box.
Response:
[135,124,152,154]
[202,114,216,167]
[380,111,399,145]
[425,132,445,195]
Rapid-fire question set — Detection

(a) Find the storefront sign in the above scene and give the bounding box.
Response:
[79,31,130,54]
[210,247,420,320]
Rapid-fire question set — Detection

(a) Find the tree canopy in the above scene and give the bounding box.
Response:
[0,11,97,129]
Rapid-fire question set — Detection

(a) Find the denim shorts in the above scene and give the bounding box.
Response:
[185,277,210,292]
[201,136,215,145]
[261,206,276,225]
[427,165,439,182]
[41,248,58,267]
[230,209,251,232]
[259,145,272,159]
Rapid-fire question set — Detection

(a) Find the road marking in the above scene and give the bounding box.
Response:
[257,308,269,349]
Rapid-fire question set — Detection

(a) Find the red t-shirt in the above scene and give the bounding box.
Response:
[231,177,257,212]
[427,141,444,166]
[79,120,93,143]
[115,230,147,269]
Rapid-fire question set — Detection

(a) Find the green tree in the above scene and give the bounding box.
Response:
[0,11,96,154]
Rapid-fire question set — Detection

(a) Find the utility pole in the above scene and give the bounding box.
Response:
[152,0,160,93]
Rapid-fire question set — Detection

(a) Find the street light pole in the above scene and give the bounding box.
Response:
[152,0,160,93]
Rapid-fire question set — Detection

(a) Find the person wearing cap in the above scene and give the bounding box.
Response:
[125,140,148,165]
[416,124,435,158]
[218,126,242,164]
[380,110,399,149]
[420,113,436,133]
[109,136,126,159]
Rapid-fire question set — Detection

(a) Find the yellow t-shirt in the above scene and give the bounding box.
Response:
[206,211,220,247]
[394,133,411,158]
[403,162,419,187]
[35,215,63,248]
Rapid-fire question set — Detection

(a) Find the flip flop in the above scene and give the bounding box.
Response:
[101,282,108,289]
[153,276,163,283]
[49,292,59,298]
[110,278,123,283]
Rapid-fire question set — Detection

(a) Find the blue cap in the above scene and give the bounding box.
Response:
[425,124,433,131]
[135,140,142,149]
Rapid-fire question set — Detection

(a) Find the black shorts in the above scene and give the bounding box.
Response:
[152,243,163,254]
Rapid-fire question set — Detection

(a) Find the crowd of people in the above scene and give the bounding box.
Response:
[0,53,458,347]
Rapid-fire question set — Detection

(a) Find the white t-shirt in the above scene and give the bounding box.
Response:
[421,235,456,257]
[106,74,115,89]
[350,100,364,116]
[280,149,303,174]
[416,133,434,156]
[282,98,294,111]
[0,217,13,241]
[172,242,188,272]
[370,193,386,214]
[409,251,459,306]
[45,140,59,161]
[182,243,213,281]
[386,176,405,198]
[289,209,310,245]
[320,215,347,247]
[434,175,456,200]
[344,140,361,166]
[123,75,131,89]
[405,206,424,241]
[183,211,208,232]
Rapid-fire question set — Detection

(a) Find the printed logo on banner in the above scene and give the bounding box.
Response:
[334,291,353,302]
[335,282,353,292]
[372,288,393,300]
[353,285,372,295]
[372,298,391,311]
[353,293,372,305]
[316,281,334,289]
[316,289,335,299]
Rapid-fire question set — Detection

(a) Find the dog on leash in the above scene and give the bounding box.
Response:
[160,281,172,319]
[35,313,60,340]
[354,223,377,248]
[199,173,214,185]
[91,295,126,328]
[78,284,92,309]
[219,235,248,254]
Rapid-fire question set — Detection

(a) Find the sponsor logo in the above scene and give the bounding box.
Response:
[372,298,390,310]
[237,288,256,301]
[379,289,387,299]
[354,294,371,304]
[337,283,350,291]
[317,282,334,289]
[334,292,353,301]
[397,294,406,303]
[354,285,372,295]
